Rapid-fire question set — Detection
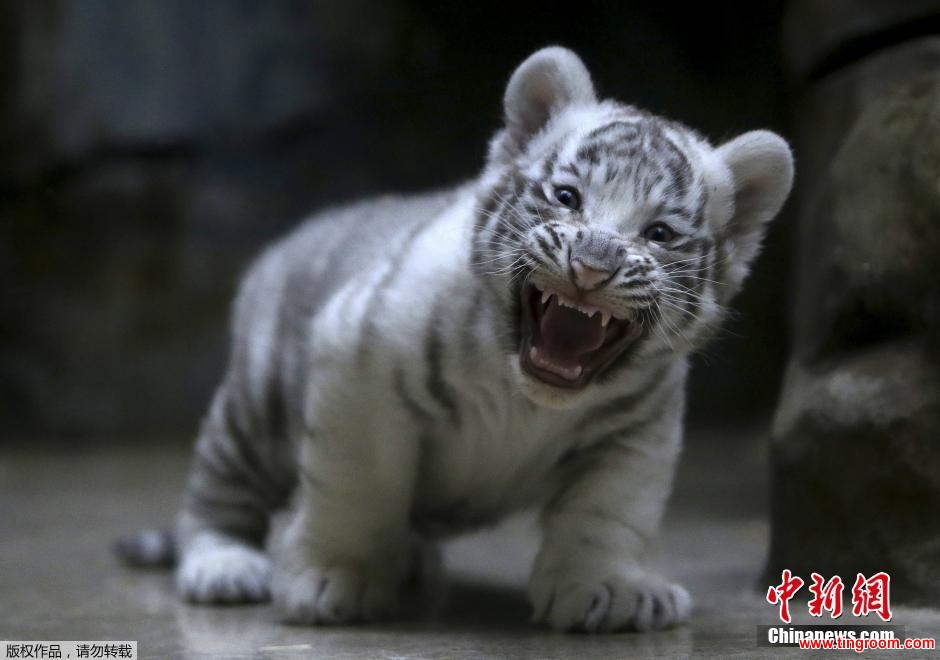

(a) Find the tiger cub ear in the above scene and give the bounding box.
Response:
[499,47,596,157]
[714,130,794,300]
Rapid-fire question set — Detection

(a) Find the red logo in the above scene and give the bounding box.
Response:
[766,569,804,624]
[766,570,892,623]
[808,572,844,618]
[851,572,892,622]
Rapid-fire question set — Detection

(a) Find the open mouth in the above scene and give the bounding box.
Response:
[520,283,643,389]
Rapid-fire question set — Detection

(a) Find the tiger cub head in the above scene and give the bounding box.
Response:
[471,47,793,407]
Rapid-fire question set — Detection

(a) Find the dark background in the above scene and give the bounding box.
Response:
[1,0,791,442]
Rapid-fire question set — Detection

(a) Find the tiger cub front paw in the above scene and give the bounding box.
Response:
[529,563,692,633]
[273,564,401,625]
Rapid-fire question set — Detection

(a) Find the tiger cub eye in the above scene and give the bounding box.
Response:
[643,223,676,243]
[553,186,581,211]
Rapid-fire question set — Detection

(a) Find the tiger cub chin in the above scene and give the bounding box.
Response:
[128,47,793,632]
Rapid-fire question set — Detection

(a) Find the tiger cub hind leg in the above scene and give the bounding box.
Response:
[176,524,272,604]
[174,385,287,605]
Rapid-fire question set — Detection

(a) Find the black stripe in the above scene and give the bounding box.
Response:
[195,433,280,512]
[541,149,559,179]
[663,205,691,218]
[604,162,618,184]
[589,399,666,447]
[690,184,708,229]
[570,383,677,466]
[618,264,648,280]
[560,162,582,179]
[481,209,504,267]
[184,455,269,541]
[585,120,640,142]
[608,144,641,161]
[574,364,671,430]
[265,333,289,444]
[424,306,461,426]
[491,208,511,250]
[185,493,267,541]
[191,443,254,494]
[505,174,529,232]
[617,278,652,290]
[460,288,484,362]
[471,176,513,275]
[483,187,519,266]
[661,138,692,197]
[575,142,602,165]
[507,273,525,355]
[219,394,275,498]
[471,187,503,267]
[359,218,434,361]
[594,322,656,384]
[546,224,562,249]
[186,485,264,513]
[300,467,326,492]
[526,179,549,203]
[652,172,667,189]
[669,237,705,254]
[394,367,434,422]
[522,202,547,221]
[672,265,706,333]
[536,235,560,265]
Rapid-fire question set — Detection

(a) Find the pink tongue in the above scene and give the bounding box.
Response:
[538,298,606,366]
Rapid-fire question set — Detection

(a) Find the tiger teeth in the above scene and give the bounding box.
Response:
[529,347,583,380]
[556,296,595,316]
[537,288,611,320]
[532,283,627,323]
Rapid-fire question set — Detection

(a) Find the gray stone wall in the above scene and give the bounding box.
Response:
[1,1,789,440]
[766,0,940,604]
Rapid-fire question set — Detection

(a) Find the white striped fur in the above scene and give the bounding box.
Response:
[164,47,793,632]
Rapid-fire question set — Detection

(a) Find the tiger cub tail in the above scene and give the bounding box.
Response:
[113,528,177,568]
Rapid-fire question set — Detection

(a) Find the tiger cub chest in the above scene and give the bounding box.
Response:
[411,385,578,536]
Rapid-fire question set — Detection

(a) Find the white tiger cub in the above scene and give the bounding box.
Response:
[141,47,793,632]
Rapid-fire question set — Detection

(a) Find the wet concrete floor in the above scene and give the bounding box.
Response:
[3,429,938,658]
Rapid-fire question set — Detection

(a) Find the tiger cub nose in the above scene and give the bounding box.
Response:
[570,258,613,291]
